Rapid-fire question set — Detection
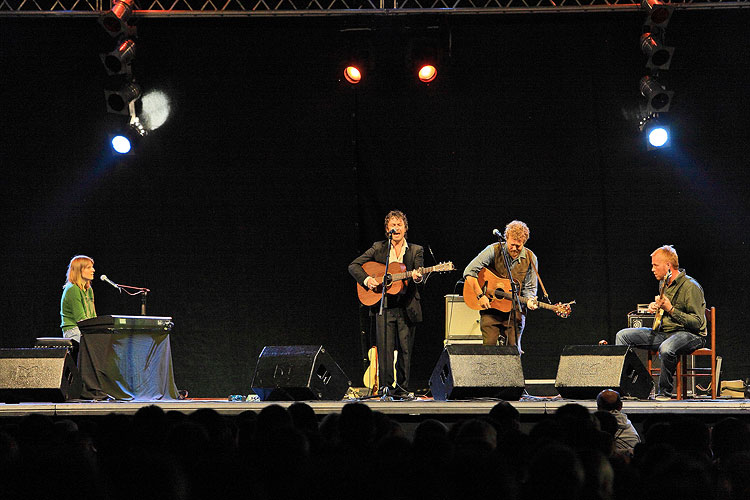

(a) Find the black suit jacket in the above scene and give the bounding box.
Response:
[348,240,423,324]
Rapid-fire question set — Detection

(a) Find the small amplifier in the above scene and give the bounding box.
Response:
[636,304,651,314]
[627,313,655,329]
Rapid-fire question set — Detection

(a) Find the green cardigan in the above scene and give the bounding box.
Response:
[60,282,96,332]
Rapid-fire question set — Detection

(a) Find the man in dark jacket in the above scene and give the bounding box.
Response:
[349,210,423,397]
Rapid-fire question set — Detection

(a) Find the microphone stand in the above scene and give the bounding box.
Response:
[495,233,523,354]
[116,283,151,316]
[378,231,394,400]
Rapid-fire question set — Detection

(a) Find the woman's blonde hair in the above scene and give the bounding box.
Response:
[65,255,94,290]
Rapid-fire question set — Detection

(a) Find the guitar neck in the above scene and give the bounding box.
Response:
[494,291,557,311]
[391,265,438,281]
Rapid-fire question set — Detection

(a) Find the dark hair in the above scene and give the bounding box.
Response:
[384,210,408,236]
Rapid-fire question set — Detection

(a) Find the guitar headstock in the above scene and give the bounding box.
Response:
[433,261,455,273]
[554,300,576,319]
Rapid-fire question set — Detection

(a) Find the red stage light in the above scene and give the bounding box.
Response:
[418,65,437,83]
[344,66,362,84]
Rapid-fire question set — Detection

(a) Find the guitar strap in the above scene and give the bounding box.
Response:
[528,253,552,304]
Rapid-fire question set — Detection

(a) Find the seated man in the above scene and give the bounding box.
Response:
[615,245,706,400]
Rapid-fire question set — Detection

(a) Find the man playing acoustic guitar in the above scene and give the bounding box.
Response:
[463,220,539,353]
[348,210,423,398]
[615,245,706,400]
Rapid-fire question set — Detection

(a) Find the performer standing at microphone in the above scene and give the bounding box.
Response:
[60,255,97,351]
[463,220,538,352]
[348,210,423,398]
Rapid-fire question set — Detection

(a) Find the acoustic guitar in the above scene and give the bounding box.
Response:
[356,261,455,306]
[462,267,575,318]
[362,346,397,392]
[651,269,672,331]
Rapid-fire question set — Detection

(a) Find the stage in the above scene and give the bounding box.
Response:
[2,396,748,430]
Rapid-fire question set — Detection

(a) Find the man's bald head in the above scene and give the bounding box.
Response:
[596,389,623,412]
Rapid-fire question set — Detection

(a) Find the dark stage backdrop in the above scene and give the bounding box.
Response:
[1,11,748,397]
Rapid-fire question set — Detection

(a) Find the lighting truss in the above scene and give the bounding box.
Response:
[1,0,749,16]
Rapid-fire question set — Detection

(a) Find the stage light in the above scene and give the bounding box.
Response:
[109,116,146,155]
[640,33,674,70]
[140,90,171,131]
[641,0,674,28]
[344,65,362,84]
[639,75,673,114]
[101,39,135,75]
[339,27,373,86]
[406,35,440,85]
[111,134,133,154]
[648,126,670,148]
[639,115,672,150]
[99,0,135,37]
[105,82,141,115]
[417,65,437,83]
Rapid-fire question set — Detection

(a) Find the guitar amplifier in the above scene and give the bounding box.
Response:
[444,295,482,344]
[627,313,655,329]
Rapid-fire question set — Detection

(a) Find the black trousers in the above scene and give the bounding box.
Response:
[374,307,415,391]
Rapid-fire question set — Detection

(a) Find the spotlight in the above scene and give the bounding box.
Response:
[109,116,146,155]
[640,33,674,70]
[417,65,437,83]
[111,133,133,155]
[99,0,136,37]
[344,65,362,85]
[339,27,373,86]
[101,39,135,75]
[407,35,440,85]
[639,75,673,114]
[641,0,674,28]
[105,81,142,115]
[639,116,672,150]
[140,90,171,131]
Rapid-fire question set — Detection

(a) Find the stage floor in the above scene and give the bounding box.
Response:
[1,397,748,421]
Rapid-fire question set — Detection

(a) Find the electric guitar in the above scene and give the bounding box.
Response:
[651,269,672,331]
[356,261,455,306]
[462,267,575,318]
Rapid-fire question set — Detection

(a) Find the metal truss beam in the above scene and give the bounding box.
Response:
[1,0,749,17]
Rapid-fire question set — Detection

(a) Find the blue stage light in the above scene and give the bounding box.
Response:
[647,126,669,148]
[111,134,132,154]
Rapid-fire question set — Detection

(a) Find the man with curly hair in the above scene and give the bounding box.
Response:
[463,220,539,353]
[349,210,423,398]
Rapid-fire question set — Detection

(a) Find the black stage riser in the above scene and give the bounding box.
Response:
[555,345,654,400]
[429,345,525,401]
[0,348,82,403]
[251,345,351,401]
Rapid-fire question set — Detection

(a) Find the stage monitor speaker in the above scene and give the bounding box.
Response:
[555,345,654,400]
[0,348,82,403]
[251,345,351,401]
[429,344,525,401]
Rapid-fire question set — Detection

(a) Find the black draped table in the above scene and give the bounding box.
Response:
[77,315,179,401]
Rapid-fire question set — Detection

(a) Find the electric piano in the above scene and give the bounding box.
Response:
[78,315,173,333]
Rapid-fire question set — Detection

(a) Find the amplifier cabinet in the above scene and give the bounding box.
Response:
[444,294,482,343]
[627,313,655,329]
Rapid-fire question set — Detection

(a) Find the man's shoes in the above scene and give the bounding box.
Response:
[390,387,416,400]
[654,393,673,401]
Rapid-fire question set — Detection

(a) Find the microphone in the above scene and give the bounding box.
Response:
[492,229,506,241]
[100,274,120,290]
[388,228,397,234]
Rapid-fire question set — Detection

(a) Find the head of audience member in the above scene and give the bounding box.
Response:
[711,417,750,463]
[524,443,585,500]
[594,411,619,438]
[339,402,375,447]
[489,400,521,433]
[596,389,623,412]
